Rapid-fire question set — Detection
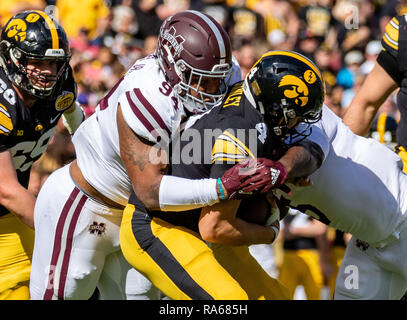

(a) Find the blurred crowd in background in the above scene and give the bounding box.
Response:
[0,0,402,189]
[1,0,405,299]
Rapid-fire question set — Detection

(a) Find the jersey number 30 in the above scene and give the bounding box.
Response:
[10,127,56,172]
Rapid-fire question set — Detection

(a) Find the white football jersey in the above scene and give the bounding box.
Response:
[277,105,407,246]
[73,55,240,206]
[72,55,185,206]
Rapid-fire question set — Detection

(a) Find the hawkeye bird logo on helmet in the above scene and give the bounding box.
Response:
[278,75,309,107]
[5,19,27,42]
[0,10,71,100]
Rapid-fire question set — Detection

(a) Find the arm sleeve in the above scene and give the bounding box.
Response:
[159,175,219,211]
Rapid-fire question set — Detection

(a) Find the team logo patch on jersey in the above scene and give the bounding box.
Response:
[355,239,369,251]
[5,19,27,42]
[278,75,309,107]
[55,91,74,111]
[88,222,106,236]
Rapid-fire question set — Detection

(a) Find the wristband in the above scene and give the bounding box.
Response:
[217,178,226,200]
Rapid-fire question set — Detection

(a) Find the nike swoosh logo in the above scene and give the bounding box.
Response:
[50,114,60,124]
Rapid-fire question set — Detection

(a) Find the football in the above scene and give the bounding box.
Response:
[236,194,271,225]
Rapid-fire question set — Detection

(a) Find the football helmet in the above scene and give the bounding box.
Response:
[0,10,71,99]
[244,50,325,142]
[156,10,232,114]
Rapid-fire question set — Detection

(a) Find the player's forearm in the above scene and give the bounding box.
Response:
[343,88,380,137]
[0,185,35,228]
[278,144,323,181]
[201,217,276,246]
[343,62,398,136]
[199,201,277,246]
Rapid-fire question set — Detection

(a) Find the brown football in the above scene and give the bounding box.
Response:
[236,194,271,225]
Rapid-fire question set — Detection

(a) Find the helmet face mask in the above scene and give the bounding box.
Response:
[0,11,71,100]
[156,10,232,114]
[175,61,230,113]
[245,50,325,143]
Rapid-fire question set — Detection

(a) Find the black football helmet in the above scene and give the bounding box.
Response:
[0,10,71,99]
[156,10,232,114]
[244,50,325,143]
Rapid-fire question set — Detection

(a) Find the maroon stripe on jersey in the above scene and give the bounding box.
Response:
[125,91,158,139]
[57,194,87,299]
[99,76,124,110]
[43,187,80,300]
[133,88,171,137]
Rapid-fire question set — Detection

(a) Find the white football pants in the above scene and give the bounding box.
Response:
[30,164,159,300]
[334,219,407,300]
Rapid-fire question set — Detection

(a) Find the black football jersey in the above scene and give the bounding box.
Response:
[0,65,76,216]
[377,15,407,148]
[171,82,274,179]
[143,81,277,232]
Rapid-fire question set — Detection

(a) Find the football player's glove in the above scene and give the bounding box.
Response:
[219,158,260,199]
[240,158,287,193]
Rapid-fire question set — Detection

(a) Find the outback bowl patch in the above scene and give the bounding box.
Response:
[55,91,74,111]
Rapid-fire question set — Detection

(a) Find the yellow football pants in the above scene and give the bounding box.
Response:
[278,249,323,300]
[0,213,34,300]
[120,203,290,300]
